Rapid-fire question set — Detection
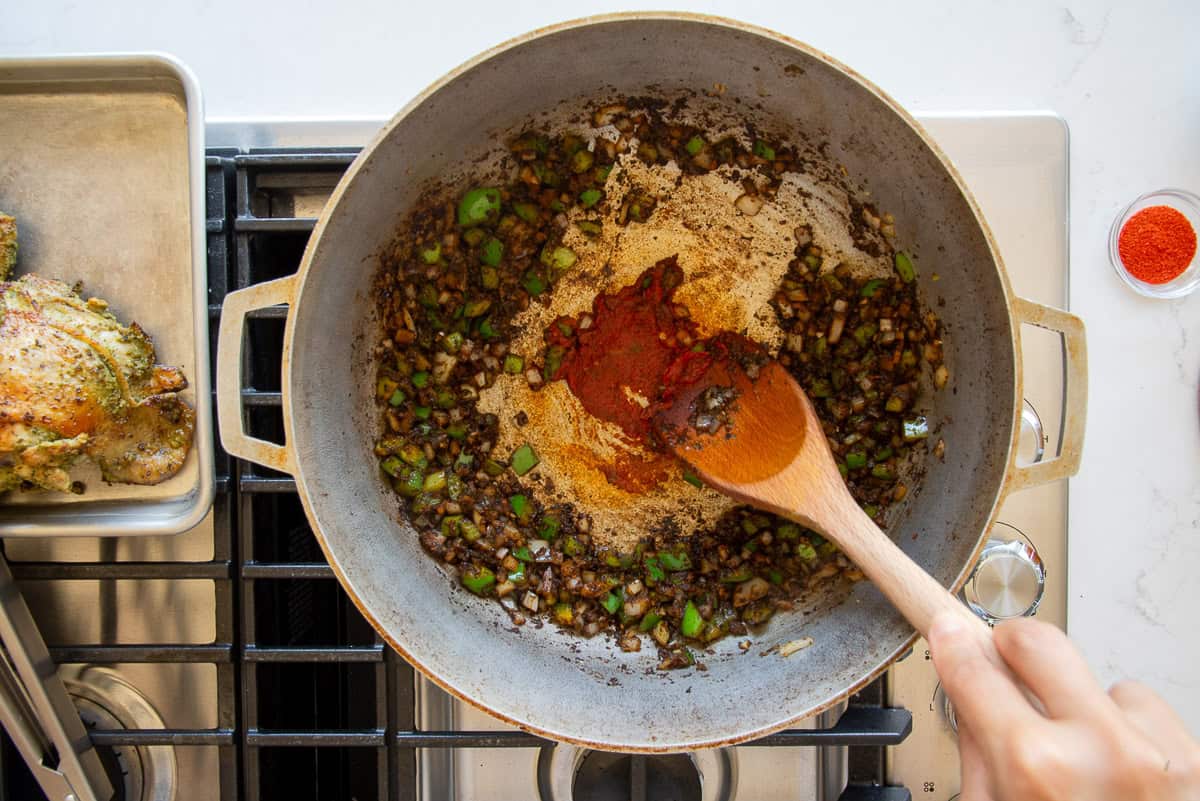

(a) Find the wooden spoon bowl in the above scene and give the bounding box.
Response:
[657,359,989,642]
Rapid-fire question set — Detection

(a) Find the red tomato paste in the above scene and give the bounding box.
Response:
[543,256,761,491]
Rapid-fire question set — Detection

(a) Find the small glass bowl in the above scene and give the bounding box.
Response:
[1109,188,1200,299]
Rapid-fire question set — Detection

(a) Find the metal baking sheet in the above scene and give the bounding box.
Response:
[0,54,213,536]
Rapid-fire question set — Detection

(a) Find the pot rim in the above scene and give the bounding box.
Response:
[279,11,1021,752]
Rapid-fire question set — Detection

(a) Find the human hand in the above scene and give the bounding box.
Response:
[928,613,1200,801]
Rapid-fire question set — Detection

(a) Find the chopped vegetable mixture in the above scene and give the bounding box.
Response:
[372,99,946,669]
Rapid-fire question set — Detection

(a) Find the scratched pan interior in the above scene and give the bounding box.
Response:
[286,15,1016,750]
[0,55,214,536]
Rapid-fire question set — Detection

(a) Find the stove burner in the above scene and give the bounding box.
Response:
[573,752,700,801]
[61,666,177,801]
[538,744,734,801]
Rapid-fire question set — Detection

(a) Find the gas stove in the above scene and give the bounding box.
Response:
[0,112,1068,801]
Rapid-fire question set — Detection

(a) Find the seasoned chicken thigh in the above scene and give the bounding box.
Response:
[0,274,195,493]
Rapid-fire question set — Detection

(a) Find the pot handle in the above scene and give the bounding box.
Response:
[215,276,297,474]
[1006,297,1087,492]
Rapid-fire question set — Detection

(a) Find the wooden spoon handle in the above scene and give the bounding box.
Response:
[831,502,996,652]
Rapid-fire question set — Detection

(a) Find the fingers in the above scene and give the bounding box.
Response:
[956,722,999,801]
[992,618,1112,721]
[1110,679,1200,774]
[928,613,1035,737]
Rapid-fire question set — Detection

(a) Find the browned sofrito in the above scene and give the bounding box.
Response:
[371,100,946,668]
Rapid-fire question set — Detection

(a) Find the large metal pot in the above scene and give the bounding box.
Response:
[215,13,1086,752]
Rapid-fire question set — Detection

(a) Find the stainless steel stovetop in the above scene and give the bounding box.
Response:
[2,112,1069,801]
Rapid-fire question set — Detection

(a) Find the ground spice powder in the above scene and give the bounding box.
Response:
[1118,204,1197,284]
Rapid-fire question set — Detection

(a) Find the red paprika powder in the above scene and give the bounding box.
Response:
[1117,205,1197,284]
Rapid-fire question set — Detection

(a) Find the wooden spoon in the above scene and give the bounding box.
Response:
[656,358,990,643]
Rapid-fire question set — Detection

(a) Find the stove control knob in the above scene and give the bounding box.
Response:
[935,683,958,734]
[963,536,1045,623]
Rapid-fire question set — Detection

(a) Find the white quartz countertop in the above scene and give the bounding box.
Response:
[6,0,1199,731]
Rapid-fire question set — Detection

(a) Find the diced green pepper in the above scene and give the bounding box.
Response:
[446,473,464,500]
[544,345,565,379]
[594,164,613,182]
[423,470,447,493]
[853,323,878,347]
[441,515,462,538]
[463,298,491,318]
[752,140,776,161]
[894,251,917,282]
[512,545,532,563]
[720,566,754,583]
[658,550,691,571]
[457,187,502,227]
[537,515,560,539]
[768,569,784,585]
[455,452,475,469]
[435,389,456,409]
[860,278,885,298]
[571,149,594,173]
[741,602,775,625]
[871,464,896,481]
[644,557,666,584]
[810,379,833,398]
[513,201,539,224]
[511,444,539,476]
[681,601,703,638]
[388,388,406,407]
[576,220,603,237]
[522,272,547,296]
[480,237,503,266]
[503,354,524,374]
[377,376,399,400]
[539,245,577,273]
[845,451,867,470]
[601,592,621,615]
[562,536,582,557]
[446,423,467,441]
[777,524,801,541]
[411,371,430,388]
[509,493,530,520]
[478,318,499,340]
[512,134,549,155]
[480,265,499,289]
[795,541,818,561]
[903,416,930,442]
[864,504,880,519]
[685,135,705,155]
[380,456,403,477]
[885,395,906,413]
[413,405,432,420]
[420,242,441,264]
[483,458,506,477]
[399,443,428,470]
[442,332,464,354]
[638,612,662,632]
[459,519,481,542]
[874,447,894,462]
[394,467,424,498]
[461,565,495,595]
[682,470,703,488]
[579,188,603,208]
